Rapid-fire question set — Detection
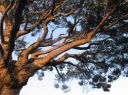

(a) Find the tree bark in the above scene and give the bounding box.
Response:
[0,62,25,95]
[0,85,22,95]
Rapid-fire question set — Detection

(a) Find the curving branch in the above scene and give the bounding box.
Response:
[54,66,63,79]
[40,32,68,47]
[29,4,119,69]
[31,43,65,58]
[46,61,87,74]
[54,0,84,18]
[15,0,123,79]
[16,1,83,66]
[16,16,55,67]
[16,10,51,38]
[16,1,67,38]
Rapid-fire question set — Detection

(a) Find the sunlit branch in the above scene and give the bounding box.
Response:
[17,0,122,73]
[17,16,55,66]
[16,1,67,38]
[40,37,62,47]
[30,3,118,69]
[31,32,96,68]
[0,0,15,43]
[54,5,80,18]
[0,5,5,13]
[16,0,81,39]
[54,0,84,18]
[16,10,51,38]
[40,33,68,47]
[31,43,66,58]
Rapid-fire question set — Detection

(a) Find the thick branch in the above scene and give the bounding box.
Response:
[32,32,94,68]
[0,0,14,43]
[4,0,27,61]
[16,16,55,67]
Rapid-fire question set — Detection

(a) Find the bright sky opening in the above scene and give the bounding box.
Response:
[20,72,128,95]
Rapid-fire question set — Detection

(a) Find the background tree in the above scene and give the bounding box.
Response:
[0,0,128,95]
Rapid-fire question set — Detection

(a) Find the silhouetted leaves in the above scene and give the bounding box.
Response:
[78,81,83,86]
[54,83,59,88]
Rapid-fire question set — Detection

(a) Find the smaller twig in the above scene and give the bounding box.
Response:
[54,66,63,79]
[73,43,99,50]
[0,44,4,58]
[44,26,58,42]
[50,0,56,16]
[104,13,128,30]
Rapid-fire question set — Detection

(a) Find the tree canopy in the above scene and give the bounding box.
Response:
[0,0,128,95]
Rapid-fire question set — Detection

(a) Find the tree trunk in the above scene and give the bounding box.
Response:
[0,60,37,95]
[0,63,24,95]
[0,85,22,95]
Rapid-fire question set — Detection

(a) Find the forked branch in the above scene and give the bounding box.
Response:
[0,0,15,43]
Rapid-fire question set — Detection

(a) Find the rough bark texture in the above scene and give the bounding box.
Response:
[0,0,127,95]
[0,63,35,95]
[0,85,21,95]
[0,68,21,95]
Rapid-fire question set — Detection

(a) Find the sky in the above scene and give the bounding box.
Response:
[20,72,128,95]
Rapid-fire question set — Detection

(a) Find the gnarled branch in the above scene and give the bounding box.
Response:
[0,0,15,43]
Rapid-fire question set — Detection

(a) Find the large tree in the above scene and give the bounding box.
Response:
[0,0,128,95]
